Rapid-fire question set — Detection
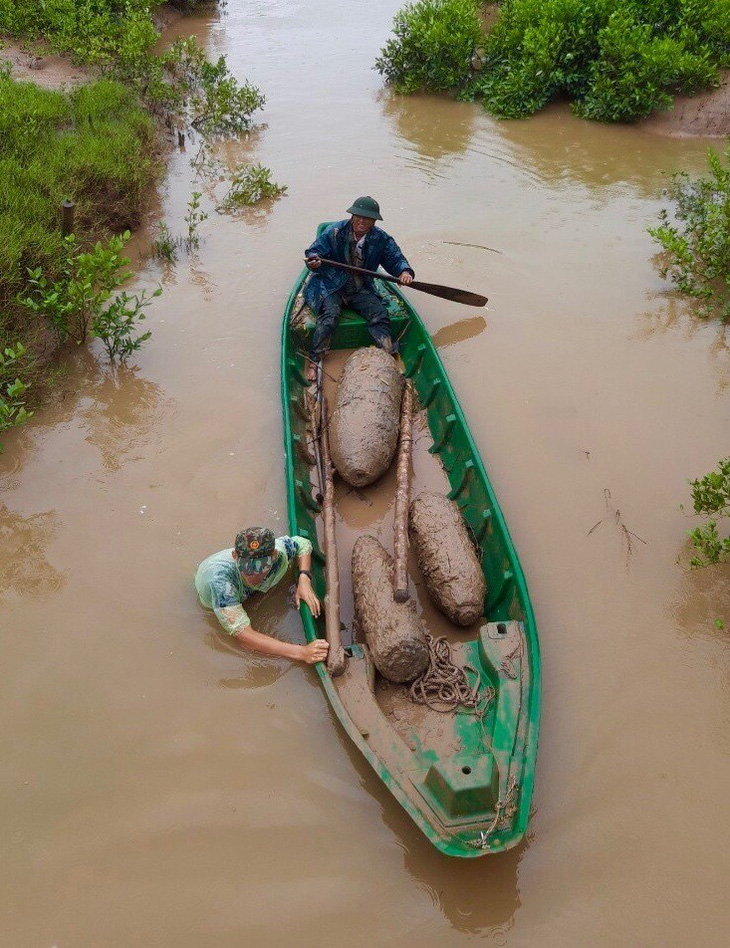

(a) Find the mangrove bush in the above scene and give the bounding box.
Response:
[376,0,730,122]
[375,0,483,94]
[0,343,32,452]
[649,145,730,323]
[687,458,730,567]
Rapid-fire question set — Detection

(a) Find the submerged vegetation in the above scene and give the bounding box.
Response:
[152,192,209,260]
[217,163,288,212]
[0,0,277,445]
[649,145,730,323]
[376,0,730,122]
[687,459,730,567]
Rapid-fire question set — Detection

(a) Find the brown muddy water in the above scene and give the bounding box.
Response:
[2,1,730,945]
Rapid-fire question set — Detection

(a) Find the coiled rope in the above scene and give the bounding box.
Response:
[409,634,495,715]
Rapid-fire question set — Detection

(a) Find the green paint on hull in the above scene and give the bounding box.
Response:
[281,237,540,858]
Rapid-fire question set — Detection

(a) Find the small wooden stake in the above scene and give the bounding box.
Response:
[393,380,414,602]
[61,199,75,237]
[320,395,347,677]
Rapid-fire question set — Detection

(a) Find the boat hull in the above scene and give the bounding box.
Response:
[281,260,540,857]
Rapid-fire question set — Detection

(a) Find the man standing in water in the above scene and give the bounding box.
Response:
[304,196,414,379]
[195,527,329,664]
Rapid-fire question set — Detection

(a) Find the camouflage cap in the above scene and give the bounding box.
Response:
[234,527,277,574]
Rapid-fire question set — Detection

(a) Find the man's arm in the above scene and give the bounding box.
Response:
[380,233,415,283]
[234,626,328,664]
[304,224,338,270]
[210,566,327,665]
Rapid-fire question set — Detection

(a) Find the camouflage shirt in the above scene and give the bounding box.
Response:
[195,535,312,635]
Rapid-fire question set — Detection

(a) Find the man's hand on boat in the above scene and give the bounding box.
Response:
[295,571,321,618]
[300,638,330,665]
[233,627,329,665]
[306,254,322,270]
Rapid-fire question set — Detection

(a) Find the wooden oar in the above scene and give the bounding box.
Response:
[311,257,488,307]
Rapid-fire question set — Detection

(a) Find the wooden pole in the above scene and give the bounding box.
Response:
[320,395,347,677]
[393,380,414,602]
[61,200,75,237]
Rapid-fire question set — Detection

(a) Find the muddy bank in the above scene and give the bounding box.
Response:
[0,39,87,89]
[639,70,730,138]
[642,70,730,138]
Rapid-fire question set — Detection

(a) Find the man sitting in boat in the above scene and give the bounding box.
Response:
[304,196,414,379]
[195,527,329,664]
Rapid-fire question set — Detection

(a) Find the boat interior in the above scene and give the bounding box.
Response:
[285,280,535,853]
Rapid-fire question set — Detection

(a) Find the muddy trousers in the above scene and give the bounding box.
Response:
[309,287,391,361]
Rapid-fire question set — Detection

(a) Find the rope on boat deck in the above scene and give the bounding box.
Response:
[409,634,495,715]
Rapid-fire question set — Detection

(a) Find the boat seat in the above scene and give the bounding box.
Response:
[421,752,500,822]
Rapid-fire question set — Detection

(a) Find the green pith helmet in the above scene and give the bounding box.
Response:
[346,196,383,221]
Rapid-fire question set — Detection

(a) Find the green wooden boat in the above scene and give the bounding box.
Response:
[281,238,540,857]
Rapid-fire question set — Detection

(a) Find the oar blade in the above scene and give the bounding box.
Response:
[410,280,488,307]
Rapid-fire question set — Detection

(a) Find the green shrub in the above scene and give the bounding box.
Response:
[648,145,730,323]
[576,9,717,121]
[160,37,266,136]
[379,0,730,121]
[687,458,730,567]
[375,0,483,94]
[21,232,159,361]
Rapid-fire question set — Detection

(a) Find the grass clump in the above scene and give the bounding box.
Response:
[649,145,730,323]
[376,0,730,122]
[0,77,157,333]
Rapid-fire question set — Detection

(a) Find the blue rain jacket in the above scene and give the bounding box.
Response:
[303,220,414,314]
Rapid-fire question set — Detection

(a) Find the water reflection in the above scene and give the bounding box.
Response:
[380,91,476,175]
[495,102,713,196]
[339,731,522,935]
[638,291,730,394]
[74,353,168,472]
[672,539,730,638]
[431,315,487,350]
[0,504,66,599]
